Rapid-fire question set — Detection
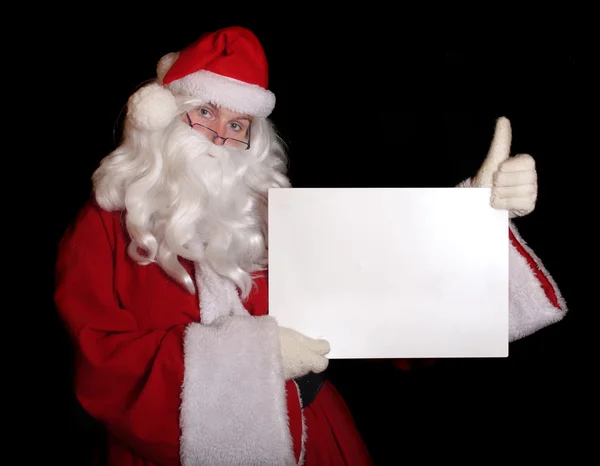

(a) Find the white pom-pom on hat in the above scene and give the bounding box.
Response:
[127,82,179,131]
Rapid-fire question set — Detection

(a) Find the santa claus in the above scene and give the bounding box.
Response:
[54,26,567,466]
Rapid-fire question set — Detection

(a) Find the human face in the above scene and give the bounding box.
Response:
[184,104,252,150]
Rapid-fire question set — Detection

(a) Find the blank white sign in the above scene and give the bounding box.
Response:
[268,188,509,359]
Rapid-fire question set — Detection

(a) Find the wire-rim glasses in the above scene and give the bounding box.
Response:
[185,112,251,151]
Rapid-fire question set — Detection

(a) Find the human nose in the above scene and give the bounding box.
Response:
[212,134,227,145]
[206,121,228,145]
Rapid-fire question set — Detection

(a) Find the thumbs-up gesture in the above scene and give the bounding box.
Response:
[472,117,537,218]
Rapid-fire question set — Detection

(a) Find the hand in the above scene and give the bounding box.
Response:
[278,327,330,381]
[472,117,538,218]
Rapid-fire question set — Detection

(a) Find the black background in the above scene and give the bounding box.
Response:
[30,9,594,465]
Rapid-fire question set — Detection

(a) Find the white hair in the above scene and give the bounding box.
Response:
[92,96,290,298]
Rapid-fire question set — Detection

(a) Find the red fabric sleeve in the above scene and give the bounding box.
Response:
[54,205,184,466]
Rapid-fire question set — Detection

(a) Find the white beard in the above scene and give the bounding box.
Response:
[93,118,290,297]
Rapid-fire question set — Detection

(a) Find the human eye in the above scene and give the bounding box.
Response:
[198,107,214,119]
[229,122,242,132]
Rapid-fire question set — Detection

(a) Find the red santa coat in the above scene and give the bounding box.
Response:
[54,200,373,466]
[54,198,566,465]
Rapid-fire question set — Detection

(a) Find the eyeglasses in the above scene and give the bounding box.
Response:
[185,112,251,151]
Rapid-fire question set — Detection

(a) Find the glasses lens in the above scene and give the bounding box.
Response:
[223,139,249,151]
[193,125,218,141]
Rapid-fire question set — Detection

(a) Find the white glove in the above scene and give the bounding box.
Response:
[472,117,538,218]
[278,327,330,381]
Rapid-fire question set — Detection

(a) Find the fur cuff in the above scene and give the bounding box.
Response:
[180,315,297,465]
[508,222,567,341]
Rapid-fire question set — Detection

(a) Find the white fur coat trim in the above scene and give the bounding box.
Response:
[508,222,567,341]
[178,262,299,465]
[292,380,308,466]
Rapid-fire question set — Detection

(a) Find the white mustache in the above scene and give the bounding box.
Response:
[206,143,229,159]
[187,138,249,198]
[187,127,239,161]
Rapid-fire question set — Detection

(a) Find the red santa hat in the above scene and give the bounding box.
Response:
[127,26,276,131]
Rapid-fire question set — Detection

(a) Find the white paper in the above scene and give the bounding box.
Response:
[267,188,509,358]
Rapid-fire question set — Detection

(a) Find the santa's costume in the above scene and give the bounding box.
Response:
[54,26,567,466]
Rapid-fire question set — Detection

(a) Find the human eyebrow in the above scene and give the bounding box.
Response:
[201,103,218,114]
